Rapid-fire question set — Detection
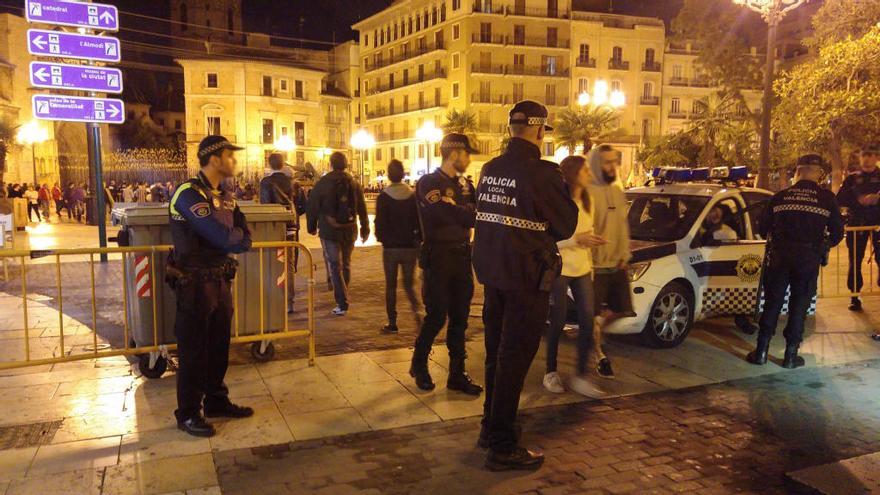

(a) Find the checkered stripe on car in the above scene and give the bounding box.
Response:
[700,288,817,317]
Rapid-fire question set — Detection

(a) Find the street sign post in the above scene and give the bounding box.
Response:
[27,29,120,63]
[30,62,122,93]
[25,0,118,31]
[32,95,125,124]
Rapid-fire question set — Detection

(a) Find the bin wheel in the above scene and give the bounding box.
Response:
[138,354,168,379]
[250,341,275,362]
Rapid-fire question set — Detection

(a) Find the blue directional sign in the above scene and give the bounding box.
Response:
[30,62,122,93]
[32,95,125,124]
[27,29,120,63]
[26,0,118,31]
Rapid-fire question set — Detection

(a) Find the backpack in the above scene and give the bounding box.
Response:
[332,175,357,225]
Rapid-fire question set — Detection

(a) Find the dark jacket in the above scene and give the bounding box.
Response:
[306,170,369,242]
[415,169,475,244]
[836,168,880,226]
[260,171,306,229]
[472,137,579,291]
[762,179,844,249]
[375,182,420,248]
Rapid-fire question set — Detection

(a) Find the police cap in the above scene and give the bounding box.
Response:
[198,135,244,160]
[508,100,554,131]
[440,133,479,154]
[795,154,829,173]
[862,143,880,155]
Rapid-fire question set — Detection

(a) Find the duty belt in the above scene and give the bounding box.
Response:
[475,212,548,232]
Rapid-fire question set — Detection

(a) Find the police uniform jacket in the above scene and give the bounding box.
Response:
[761,179,844,249]
[472,137,579,290]
[836,168,880,226]
[169,172,252,268]
[415,169,475,244]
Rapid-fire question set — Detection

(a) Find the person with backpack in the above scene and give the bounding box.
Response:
[306,152,369,316]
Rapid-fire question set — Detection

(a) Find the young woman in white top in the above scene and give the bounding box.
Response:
[543,155,607,396]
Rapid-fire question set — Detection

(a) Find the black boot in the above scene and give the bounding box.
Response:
[849,297,862,312]
[409,348,435,391]
[782,343,805,369]
[746,336,770,365]
[446,356,483,396]
[485,447,545,471]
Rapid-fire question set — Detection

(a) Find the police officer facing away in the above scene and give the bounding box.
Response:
[409,133,483,396]
[168,135,254,437]
[473,100,578,471]
[835,143,880,311]
[747,154,844,369]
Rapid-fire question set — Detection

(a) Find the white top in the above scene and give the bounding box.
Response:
[557,197,594,278]
[24,190,39,204]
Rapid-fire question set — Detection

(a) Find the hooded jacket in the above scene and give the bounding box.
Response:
[374,182,420,248]
[586,148,631,270]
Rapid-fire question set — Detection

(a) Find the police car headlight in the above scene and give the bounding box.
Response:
[628,262,650,282]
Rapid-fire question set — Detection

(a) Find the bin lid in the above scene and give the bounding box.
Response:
[112,203,293,226]
[238,203,295,222]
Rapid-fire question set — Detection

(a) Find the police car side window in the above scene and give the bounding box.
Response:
[742,192,772,240]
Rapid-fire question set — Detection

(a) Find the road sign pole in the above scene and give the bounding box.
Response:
[87,121,107,262]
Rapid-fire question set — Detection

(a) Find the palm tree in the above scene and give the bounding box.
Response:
[442,109,478,143]
[0,119,16,185]
[553,106,620,155]
[685,91,755,168]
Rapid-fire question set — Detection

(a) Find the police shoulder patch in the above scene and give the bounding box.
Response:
[190,202,211,218]
[425,189,441,204]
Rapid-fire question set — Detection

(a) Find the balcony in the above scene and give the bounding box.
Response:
[669,77,689,87]
[365,42,446,72]
[608,59,630,71]
[575,57,597,68]
[642,61,662,72]
[472,93,567,107]
[691,78,712,88]
[367,69,447,95]
[471,1,504,15]
[639,96,659,105]
[471,33,505,45]
[325,116,346,126]
[471,62,507,75]
[366,100,448,120]
[668,112,689,119]
[471,2,569,19]
[507,36,570,49]
[506,65,570,78]
[471,93,514,105]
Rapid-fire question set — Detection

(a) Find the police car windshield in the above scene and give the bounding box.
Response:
[626,193,710,242]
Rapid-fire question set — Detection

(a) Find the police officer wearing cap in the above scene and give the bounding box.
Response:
[473,100,578,471]
[836,143,880,311]
[409,133,484,396]
[747,154,844,369]
[167,135,254,437]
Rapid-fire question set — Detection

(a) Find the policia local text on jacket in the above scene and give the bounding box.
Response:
[473,136,578,461]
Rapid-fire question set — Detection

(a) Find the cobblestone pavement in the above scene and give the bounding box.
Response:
[214,360,880,495]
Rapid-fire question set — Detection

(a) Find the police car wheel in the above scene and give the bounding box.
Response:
[250,341,276,362]
[137,354,168,379]
[641,282,693,348]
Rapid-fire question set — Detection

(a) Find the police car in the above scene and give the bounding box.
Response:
[600,166,784,348]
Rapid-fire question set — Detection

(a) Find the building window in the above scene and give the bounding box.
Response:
[295,121,305,146]
[578,78,589,93]
[673,65,683,79]
[418,143,425,158]
[451,53,459,70]
[262,76,273,96]
[513,82,523,102]
[671,97,680,114]
[643,81,653,98]
[645,48,655,64]
[227,7,234,35]
[206,73,218,88]
[262,119,274,143]
[432,6,437,24]
[295,80,304,99]
[281,126,289,136]
[404,145,410,159]
[692,100,701,114]
[612,46,623,62]
[542,55,557,75]
[390,146,396,159]
[416,15,421,31]
[434,87,441,105]
[403,95,409,112]
[373,29,378,47]
[175,120,182,130]
[547,27,557,48]
[545,84,556,105]
[206,116,220,135]
[579,43,590,62]
[453,23,460,40]
[513,25,524,45]
[376,148,383,161]
[513,53,524,70]
[642,119,652,137]
[364,34,369,46]
[611,80,621,91]
[441,3,447,21]
[453,0,460,9]
[394,23,398,40]
[452,82,459,98]
[480,23,492,43]
[280,79,288,92]
[180,3,188,31]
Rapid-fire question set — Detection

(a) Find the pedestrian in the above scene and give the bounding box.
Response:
[62,183,75,220]
[835,143,880,311]
[260,153,306,313]
[38,184,51,220]
[167,135,254,437]
[305,152,369,316]
[543,155,607,396]
[747,154,844,368]
[107,180,117,203]
[51,182,64,219]
[135,182,148,203]
[408,135,483,396]
[122,182,134,203]
[23,185,41,222]
[586,144,632,378]
[72,183,86,222]
[374,159,421,334]
[472,100,578,471]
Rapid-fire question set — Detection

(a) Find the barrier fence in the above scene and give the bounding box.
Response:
[0,241,315,373]
[818,226,879,299]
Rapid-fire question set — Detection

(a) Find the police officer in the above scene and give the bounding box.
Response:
[747,154,844,369]
[168,135,254,437]
[473,100,578,471]
[409,133,483,396]
[836,143,880,311]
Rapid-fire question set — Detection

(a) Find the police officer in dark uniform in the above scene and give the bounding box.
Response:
[473,100,578,471]
[836,143,880,311]
[747,154,844,369]
[168,135,254,437]
[409,133,483,396]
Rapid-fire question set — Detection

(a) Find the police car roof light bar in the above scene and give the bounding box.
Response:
[691,168,710,181]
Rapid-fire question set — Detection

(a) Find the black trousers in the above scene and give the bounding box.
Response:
[758,246,820,346]
[174,278,233,421]
[413,244,473,360]
[845,230,880,293]
[481,285,550,453]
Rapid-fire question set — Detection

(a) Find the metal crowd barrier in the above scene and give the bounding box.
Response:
[818,226,879,299]
[0,241,315,371]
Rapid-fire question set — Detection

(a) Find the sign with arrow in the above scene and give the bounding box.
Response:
[27,29,120,63]
[32,95,124,124]
[25,0,118,31]
[30,62,122,93]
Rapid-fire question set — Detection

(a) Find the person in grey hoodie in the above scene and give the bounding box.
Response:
[374,159,422,334]
[586,144,632,379]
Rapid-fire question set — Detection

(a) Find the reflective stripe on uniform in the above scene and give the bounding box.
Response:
[772,204,830,217]
[475,211,548,231]
[169,182,208,219]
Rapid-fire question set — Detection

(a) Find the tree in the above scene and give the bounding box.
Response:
[441,109,478,143]
[637,132,702,170]
[774,25,880,191]
[684,91,756,168]
[0,119,14,184]
[553,106,620,154]
[807,0,880,49]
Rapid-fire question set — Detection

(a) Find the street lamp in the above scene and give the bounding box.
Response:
[350,129,375,185]
[577,80,625,109]
[16,121,49,188]
[317,147,332,173]
[731,0,811,189]
[415,122,443,175]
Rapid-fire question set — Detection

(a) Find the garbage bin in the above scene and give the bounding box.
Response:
[112,203,292,378]
[12,198,28,230]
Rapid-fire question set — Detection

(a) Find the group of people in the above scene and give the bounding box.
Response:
[3,182,90,223]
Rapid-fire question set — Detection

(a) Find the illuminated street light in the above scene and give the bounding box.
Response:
[609,90,626,108]
[16,121,49,188]
[350,129,376,184]
[731,0,811,189]
[415,122,443,175]
[274,135,296,153]
[577,92,591,106]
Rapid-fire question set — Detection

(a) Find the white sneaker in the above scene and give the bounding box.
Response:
[542,372,566,394]
[331,306,347,316]
[568,375,604,398]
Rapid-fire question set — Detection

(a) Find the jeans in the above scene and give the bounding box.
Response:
[321,236,355,310]
[758,245,820,346]
[547,273,595,375]
[382,247,419,325]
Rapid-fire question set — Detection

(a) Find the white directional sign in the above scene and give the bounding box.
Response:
[30,62,123,93]
[32,95,125,124]
[27,29,121,63]
[26,0,119,31]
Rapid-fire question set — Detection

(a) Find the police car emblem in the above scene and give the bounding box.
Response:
[190,202,211,218]
[736,254,762,283]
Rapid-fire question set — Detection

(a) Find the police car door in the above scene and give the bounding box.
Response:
[694,195,766,318]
